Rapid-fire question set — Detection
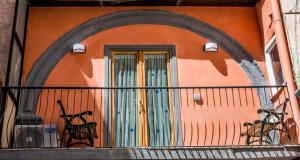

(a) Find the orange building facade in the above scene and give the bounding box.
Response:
[1,0,300,159]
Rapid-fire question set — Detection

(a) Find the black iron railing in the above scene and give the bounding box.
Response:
[0,85,298,148]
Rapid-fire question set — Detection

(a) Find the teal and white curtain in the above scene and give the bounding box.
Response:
[145,54,171,147]
[114,55,138,147]
[113,54,172,147]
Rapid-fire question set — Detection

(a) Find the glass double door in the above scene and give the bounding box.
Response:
[112,50,173,147]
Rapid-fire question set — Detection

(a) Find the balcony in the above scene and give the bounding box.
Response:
[0,85,299,159]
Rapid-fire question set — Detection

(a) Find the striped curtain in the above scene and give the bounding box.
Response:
[145,54,171,147]
[114,54,139,147]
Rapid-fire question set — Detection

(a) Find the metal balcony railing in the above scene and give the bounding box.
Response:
[0,85,298,148]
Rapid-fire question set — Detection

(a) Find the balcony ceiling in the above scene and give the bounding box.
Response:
[27,0,260,7]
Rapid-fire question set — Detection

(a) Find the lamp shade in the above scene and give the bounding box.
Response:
[72,43,86,53]
[204,42,218,52]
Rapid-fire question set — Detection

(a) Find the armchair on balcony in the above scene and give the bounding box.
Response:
[57,100,98,147]
[241,87,291,145]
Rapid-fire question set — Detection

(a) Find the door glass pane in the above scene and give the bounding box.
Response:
[144,54,171,146]
[113,54,138,147]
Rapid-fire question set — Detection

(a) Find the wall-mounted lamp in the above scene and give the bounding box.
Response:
[204,42,218,52]
[193,94,201,101]
[193,93,203,105]
[72,43,86,53]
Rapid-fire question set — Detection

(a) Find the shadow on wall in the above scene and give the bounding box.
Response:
[206,52,228,76]
[1,86,299,148]
[35,88,108,147]
[31,87,299,147]
[72,46,103,79]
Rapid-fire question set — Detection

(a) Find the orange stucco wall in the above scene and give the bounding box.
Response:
[256,0,275,46]
[23,7,278,147]
[23,7,266,87]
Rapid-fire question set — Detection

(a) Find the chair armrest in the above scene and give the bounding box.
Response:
[257,109,287,116]
[257,109,276,114]
[60,111,93,123]
[66,111,93,117]
[73,122,97,128]
[243,122,254,126]
[253,120,263,124]
[257,109,281,119]
[258,98,289,115]
[60,111,92,118]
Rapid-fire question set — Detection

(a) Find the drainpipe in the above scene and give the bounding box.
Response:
[271,0,300,142]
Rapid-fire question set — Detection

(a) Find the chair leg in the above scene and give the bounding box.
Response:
[266,134,273,144]
[246,135,251,145]
[282,122,291,143]
[61,129,66,147]
[259,124,266,145]
[67,136,72,147]
[88,136,94,147]
[87,127,94,147]
[259,134,263,145]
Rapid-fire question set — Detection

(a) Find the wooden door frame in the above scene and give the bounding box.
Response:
[104,45,182,147]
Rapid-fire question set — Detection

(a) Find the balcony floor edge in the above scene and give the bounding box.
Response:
[0,145,299,160]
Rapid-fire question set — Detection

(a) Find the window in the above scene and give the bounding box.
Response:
[111,50,174,147]
[265,36,284,89]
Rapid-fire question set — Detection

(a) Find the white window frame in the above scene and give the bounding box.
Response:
[265,36,284,94]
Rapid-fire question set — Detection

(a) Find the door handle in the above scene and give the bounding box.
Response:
[139,100,145,113]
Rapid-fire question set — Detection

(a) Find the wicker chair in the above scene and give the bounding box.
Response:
[241,87,291,145]
[57,100,98,147]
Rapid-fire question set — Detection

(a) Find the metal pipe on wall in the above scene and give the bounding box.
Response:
[271,0,300,142]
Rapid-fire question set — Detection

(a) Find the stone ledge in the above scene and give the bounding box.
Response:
[0,145,299,160]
